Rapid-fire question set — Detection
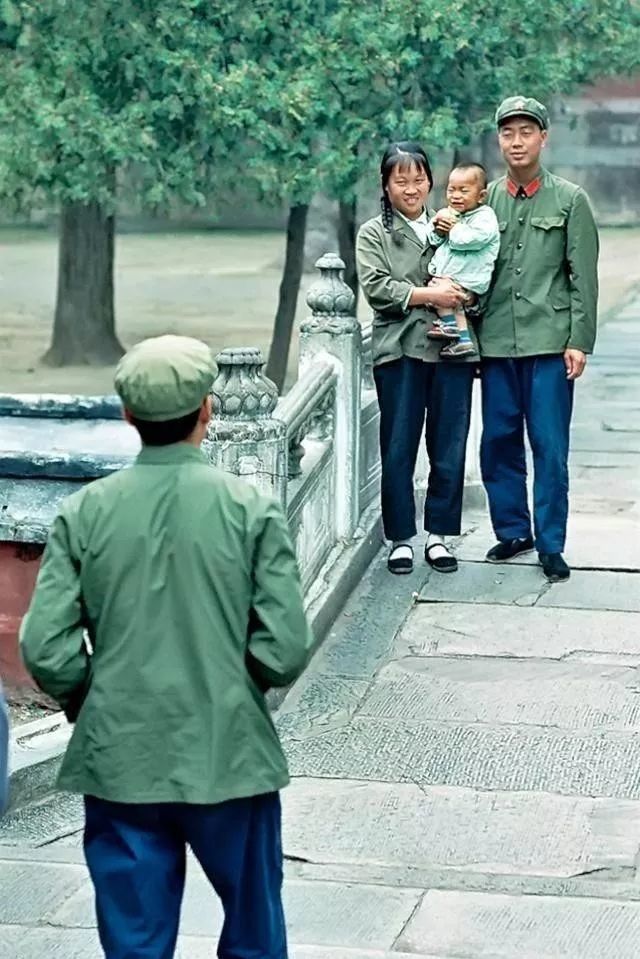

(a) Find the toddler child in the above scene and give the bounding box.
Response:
[426,163,500,358]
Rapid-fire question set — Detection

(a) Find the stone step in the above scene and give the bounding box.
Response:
[417,562,640,613]
[358,657,640,733]
[0,791,82,847]
[7,713,71,813]
[0,856,423,954]
[183,948,438,959]
[0,926,440,959]
[457,516,640,572]
[283,778,640,882]
[571,428,640,454]
[4,850,640,958]
[284,716,640,800]
[398,889,640,958]
[397,604,640,663]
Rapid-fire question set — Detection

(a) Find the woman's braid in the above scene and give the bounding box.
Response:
[380,194,394,232]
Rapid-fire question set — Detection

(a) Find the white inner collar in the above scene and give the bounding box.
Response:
[396,209,429,243]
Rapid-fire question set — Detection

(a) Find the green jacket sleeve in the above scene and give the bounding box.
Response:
[566,188,599,354]
[19,508,91,712]
[246,499,313,689]
[356,221,413,316]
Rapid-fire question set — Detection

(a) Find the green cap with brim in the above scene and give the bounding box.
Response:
[495,96,549,131]
[114,335,216,422]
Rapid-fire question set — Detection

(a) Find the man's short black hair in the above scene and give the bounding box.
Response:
[452,162,488,189]
[130,407,201,446]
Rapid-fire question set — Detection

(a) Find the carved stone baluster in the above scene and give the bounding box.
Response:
[203,347,287,504]
[361,325,376,392]
[307,387,335,442]
[209,347,279,419]
[300,253,362,537]
[287,431,305,479]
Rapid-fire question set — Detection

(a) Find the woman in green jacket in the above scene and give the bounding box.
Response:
[356,142,477,574]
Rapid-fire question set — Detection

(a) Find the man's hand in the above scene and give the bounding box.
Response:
[564,348,587,380]
[432,208,458,235]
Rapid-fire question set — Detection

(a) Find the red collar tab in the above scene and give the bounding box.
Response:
[507,175,542,198]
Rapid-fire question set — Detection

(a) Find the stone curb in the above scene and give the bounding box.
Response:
[0,393,122,419]
[7,713,72,813]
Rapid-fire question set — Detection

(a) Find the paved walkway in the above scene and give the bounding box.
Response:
[2,290,640,957]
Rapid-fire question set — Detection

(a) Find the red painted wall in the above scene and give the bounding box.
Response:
[0,541,44,699]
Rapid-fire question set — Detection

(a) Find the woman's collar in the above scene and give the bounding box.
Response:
[395,208,428,225]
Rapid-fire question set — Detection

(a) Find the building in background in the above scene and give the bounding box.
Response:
[550,76,640,225]
[482,76,640,225]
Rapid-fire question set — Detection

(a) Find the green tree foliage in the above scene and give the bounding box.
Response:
[0,0,637,374]
[213,1,325,388]
[309,0,639,291]
[0,0,243,363]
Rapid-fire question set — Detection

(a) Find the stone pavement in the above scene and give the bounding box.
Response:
[2,290,640,957]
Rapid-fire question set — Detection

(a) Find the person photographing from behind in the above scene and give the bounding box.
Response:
[20,334,313,959]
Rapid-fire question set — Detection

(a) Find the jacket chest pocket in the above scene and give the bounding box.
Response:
[530,216,566,265]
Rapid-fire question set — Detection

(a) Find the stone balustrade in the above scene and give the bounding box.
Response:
[200,252,379,606]
[0,251,483,693]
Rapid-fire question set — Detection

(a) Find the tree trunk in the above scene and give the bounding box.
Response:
[266,203,309,392]
[480,129,495,179]
[338,197,358,307]
[44,201,124,367]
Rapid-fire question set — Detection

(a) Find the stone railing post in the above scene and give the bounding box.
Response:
[203,347,287,505]
[464,379,486,508]
[300,253,362,538]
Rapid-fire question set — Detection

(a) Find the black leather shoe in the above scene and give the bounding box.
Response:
[539,552,570,582]
[387,544,414,575]
[425,542,458,573]
[486,536,534,563]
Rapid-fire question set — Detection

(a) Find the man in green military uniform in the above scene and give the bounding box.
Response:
[20,335,313,959]
[479,96,599,582]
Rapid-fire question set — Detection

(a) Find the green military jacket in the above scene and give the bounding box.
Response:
[20,443,313,805]
[479,169,599,358]
[356,212,479,366]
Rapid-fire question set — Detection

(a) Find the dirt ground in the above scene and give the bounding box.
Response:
[0,226,638,396]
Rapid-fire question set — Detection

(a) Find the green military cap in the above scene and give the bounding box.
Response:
[495,96,549,131]
[114,335,215,421]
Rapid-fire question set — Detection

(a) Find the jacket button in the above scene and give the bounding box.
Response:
[518,217,525,225]
[515,268,522,275]
[515,292,522,299]
[517,242,523,249]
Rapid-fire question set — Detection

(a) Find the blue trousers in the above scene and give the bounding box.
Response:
[83,792,286,959]
[374,357,474,541]
[480,356,574,555]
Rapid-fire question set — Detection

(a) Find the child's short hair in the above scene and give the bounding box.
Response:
[451,162,488,189]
